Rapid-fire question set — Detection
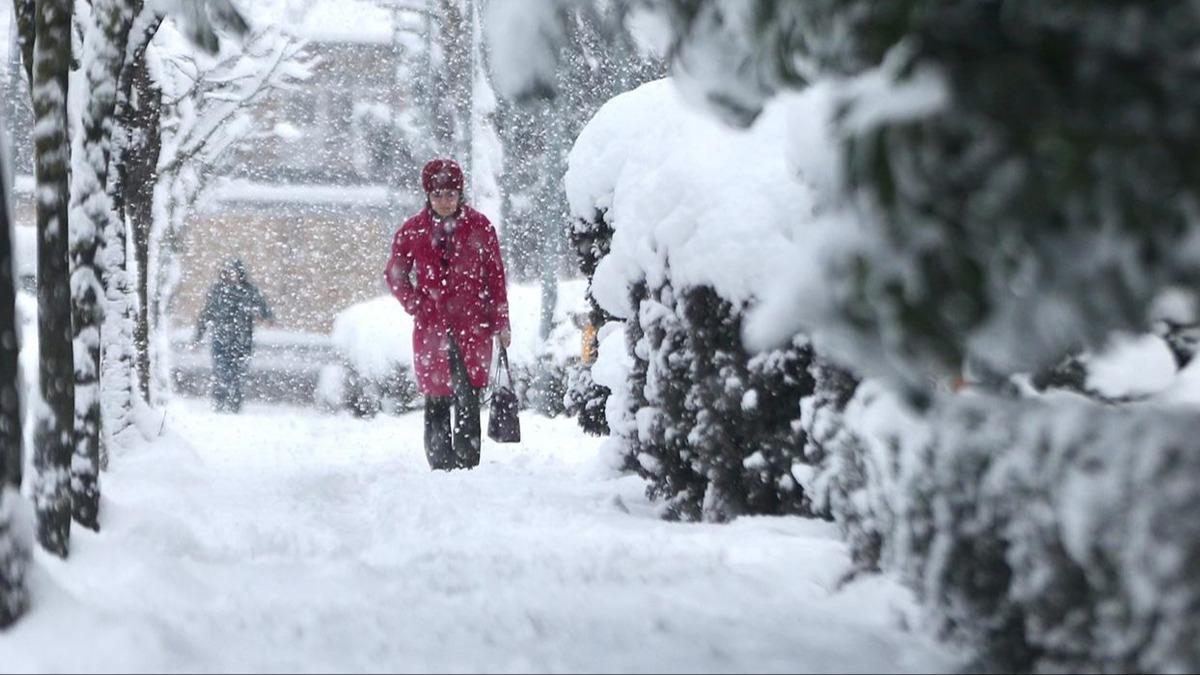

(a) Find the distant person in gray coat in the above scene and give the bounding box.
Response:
[193,258,273,413]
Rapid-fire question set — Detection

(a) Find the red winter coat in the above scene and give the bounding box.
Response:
[385,205,510,396]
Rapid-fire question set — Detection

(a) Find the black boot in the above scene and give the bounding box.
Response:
[449,340,482,469]
[424,395,454,470]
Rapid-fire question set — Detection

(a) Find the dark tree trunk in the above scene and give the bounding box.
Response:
[103,8,157,442]
[69,0,139,530]
[11,0,34,84]
[119,53,161,405]
[30,0,76,559]
[0,112,30,630]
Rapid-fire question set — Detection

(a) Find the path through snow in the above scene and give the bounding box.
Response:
[1,400,955,673]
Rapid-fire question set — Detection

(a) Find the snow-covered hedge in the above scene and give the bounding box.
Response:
[549,3,1200,670]
[904,394,1198,673]
[568,71,1200,671]
[563,206,616,437]
[566,80,821,521]
[799,347,1200,673]
[324,281,589,416]
[323,296,419,416]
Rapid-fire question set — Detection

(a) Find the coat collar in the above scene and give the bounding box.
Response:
[418,204,480,230]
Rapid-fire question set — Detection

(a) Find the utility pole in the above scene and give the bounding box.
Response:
[424,1,433,147]
[378,0,435,236]
[461,0,475,193]
[388,4,406,233]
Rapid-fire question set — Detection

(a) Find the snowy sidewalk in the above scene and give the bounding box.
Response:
[1,401,954,673]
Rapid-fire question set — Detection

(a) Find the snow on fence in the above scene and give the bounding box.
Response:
[170,328,338,406]
[171,281,590,411]
[289,281,593,414]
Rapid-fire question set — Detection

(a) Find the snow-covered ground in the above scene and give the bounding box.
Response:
[0,400,955,673]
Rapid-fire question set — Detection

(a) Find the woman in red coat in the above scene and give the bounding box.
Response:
[385,159,512,470]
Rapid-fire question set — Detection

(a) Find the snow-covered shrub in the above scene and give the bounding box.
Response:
[565,79,822,521]
[682,286,813,521]
[565,207,616,436]
[328,283,587,417]
[624,280,814,522]
[631,277,705,520]
[879,396,1200,673]
[803,378,936,583]
[798,378,1200,672]
[314,363,346,414]
[329,296,420,417]
[563,357,608,435]
[590,307,642,476]
[796,334,1200,672]
[798,361,873,565]
[506,280,589,416]
[808,379,1200,673]
[523,3,1200,670]
[893,397,1028,672]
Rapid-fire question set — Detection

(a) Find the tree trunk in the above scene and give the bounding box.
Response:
[148,211,178,405]
[532,98,566,413]
[69,0,137,529]
[120,54,161,405]
[100,183,137,453]
[30,0,76,559]
[11,0,34,85]
[100,207,136,454]
[103,7,157,443]
[0,111,31,630]
[3,11,29,495]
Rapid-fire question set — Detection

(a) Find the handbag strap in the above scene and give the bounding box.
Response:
[495,344,513,389]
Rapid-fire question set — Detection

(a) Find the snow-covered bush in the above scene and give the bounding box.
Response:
[507,280,589,416]
[683,287,814,520]
[792,351,1200,673]
[798,360,872,568]
[888,395,1200,673]
[329,296,420,417]
[563,355,608,435]
[313,363,346,414]
[566,79,821,521]
[328,282,588,416]
[629,277,704,520]
[564,207,616,436]
[523,2,1200,670]
[589,312,640,476]
[798,341,1200,673]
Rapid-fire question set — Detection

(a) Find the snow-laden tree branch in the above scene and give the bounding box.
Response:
[146,0,248,56]
[142,24,312,403]
[157,31,311,178]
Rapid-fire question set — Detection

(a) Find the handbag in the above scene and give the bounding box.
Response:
[487,345,521,443]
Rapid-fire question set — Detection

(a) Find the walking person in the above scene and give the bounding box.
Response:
[193,258,273,413]
[385,158,512,470]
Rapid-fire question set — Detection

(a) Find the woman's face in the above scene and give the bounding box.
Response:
[429,189,460,218]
